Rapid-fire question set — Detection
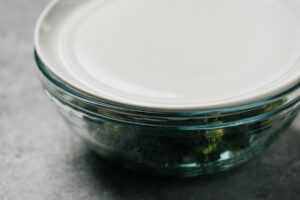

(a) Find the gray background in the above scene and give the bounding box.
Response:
[1,0,300,199]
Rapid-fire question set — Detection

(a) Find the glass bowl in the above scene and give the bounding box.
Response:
[35,52,300,177]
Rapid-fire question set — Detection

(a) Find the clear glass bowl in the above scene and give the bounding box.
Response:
[35,52,300,177]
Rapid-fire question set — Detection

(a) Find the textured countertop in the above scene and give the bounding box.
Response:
[1,0,300,199]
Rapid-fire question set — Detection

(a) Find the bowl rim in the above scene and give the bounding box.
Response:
[35,51,300,115]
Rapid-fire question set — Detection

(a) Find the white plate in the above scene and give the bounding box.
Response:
[35,0,300,111]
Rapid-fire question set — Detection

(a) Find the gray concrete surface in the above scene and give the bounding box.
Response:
[0,0,300,199]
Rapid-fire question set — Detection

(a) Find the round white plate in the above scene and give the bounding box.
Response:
[35,0,300,111]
